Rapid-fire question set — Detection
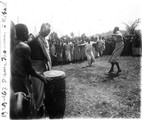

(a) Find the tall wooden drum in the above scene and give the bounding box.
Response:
[43,70,66,119]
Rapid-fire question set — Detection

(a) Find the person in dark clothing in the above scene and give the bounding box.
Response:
[11,23,51,119]
[28,23,52,117]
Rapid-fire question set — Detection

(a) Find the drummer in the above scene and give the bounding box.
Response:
[11,23,51,118]
[28,23,52,117]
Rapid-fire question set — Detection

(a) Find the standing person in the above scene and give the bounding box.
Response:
[64,40,71,63]
[10,21,21,118]
[73,39,78,62]
[76,38,80,62]
[62,40,66,64]
[92,36,100,58]
[10,21,31,119]
[58,41,64,64]
[108,27,124,73]
[97,36,106,57]
[101,36,106,56]
[28,23,52,117]
[69,40,74,62]
[10,21,16,52]
[56,40,63,65]
[28,33,35,43]
[80,37,85,61]
[11,23,50,119]
[50,41,57,66]
[97,36,103,57]
[78,39,95,66]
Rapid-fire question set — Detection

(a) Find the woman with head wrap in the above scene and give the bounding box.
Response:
[108,27,124,73]
[36,23,52,69]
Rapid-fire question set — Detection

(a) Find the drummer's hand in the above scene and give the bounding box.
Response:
[42,76,52,84]
[48,65,52,71]
[45,76,52,82]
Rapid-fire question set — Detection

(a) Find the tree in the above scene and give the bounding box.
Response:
[124,18,141,35]
[123,18,141,56]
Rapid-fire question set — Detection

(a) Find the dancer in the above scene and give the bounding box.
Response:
[78,39,95,66]
[108,27,124,73]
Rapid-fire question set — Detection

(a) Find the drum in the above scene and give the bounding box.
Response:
[43,70,66,119]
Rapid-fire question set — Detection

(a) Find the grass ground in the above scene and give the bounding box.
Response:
[53,56,141,118]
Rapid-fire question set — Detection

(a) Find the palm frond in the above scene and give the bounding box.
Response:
[124,18,141,35]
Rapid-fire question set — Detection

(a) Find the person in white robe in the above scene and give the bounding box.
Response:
[78,39,95,66]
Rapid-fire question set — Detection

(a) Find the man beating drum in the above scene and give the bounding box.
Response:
[28,23,52,117]
[10,23,51,119]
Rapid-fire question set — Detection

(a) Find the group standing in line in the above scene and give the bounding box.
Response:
[48,35,106,66]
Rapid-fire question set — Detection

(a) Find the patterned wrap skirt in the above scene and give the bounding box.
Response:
[109,42,124,63]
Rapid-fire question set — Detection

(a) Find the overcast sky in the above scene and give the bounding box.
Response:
[9,0,142,36]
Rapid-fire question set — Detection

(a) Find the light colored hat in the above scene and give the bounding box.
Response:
[40,23,51,37]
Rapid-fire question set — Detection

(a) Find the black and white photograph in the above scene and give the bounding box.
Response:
[0,0,142,119]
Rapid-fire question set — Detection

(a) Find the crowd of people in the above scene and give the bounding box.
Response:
[29,33,106,66]
[10,20,124,119]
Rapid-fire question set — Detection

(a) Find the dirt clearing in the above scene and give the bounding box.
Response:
[53,56,141,118]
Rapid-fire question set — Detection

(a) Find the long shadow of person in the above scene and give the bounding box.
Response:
[103,72,120,82]
[82,64,95,69]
